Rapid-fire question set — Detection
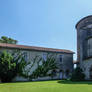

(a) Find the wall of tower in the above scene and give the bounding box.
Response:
[76,16,92,79]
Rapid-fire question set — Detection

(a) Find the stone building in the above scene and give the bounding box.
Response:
[0,43,74,81]
[76,15,92,79]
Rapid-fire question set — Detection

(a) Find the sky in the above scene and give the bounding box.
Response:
[0,0,92,60]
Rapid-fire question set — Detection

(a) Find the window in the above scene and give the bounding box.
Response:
[89,66,92,79]
[42,53,47,61]
[87,38,92,57]
[23,52,28,62]
[59,55,62,62]
[65,69,70,77]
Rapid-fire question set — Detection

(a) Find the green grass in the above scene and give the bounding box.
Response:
[0,80,92,92]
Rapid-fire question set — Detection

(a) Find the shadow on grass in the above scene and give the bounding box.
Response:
[0,79,59,84]
[1,79,92,85]
[57,80,92,85]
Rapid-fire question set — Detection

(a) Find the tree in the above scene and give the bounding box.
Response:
[0,36,18,44]
[70,67,85,81]
[0,51,26,82]
[29,55,58,79]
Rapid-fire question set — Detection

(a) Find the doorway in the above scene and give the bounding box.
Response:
[59,70,63,79]
[89,67,92,79]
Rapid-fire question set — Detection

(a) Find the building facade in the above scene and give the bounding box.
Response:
[0,43,74,81]
[76,15,92,79]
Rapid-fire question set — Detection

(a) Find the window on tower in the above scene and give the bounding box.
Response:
[87,37,92,57]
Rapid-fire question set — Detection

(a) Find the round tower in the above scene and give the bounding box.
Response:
[76,15,92,79]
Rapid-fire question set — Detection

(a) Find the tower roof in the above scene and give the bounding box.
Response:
[76,15,92,29]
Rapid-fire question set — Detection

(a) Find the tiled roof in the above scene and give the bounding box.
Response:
[0,43,74,54]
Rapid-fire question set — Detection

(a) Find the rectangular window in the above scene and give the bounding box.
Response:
[59,55,62,62]
[88,38,92,57]
[42,53,47,61]
[24,52,28,62]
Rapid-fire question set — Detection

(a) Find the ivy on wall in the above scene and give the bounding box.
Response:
[22,54,58,80]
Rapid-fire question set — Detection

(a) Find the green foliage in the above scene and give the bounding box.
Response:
[12,51,26,75]
[21,55,42,78]
[0,36,18,44]
[0,51,16,82]
[29,55,58,79]
[70,67,85,81]
[0,50,26,82]
[0,51,58,82]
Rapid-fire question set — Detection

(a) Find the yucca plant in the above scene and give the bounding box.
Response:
[29,55,58,79]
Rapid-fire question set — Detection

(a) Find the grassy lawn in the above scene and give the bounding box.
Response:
[0,80,92,92]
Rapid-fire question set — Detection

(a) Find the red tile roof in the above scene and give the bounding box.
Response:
[0,43,74,54]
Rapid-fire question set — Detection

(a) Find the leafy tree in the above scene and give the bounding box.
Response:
[0,51,26,82]
[0,36,18,44]
[29,55,58,79]
[0,51,16,82]
[70,67,85,81]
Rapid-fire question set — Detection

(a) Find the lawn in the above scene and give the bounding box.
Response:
[0,80,92,92]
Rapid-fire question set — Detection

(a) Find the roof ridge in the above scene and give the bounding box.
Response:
[0,43,74,54]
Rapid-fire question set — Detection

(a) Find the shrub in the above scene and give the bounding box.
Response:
[0,51,26,82]
[29,55,58,79]
[70,67,85,81]
[0,51,16,82]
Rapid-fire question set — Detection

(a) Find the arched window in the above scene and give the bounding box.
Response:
[59,70,63,79]
[87,37,92,57]
[89,67,92,79]
[65,69,70,77]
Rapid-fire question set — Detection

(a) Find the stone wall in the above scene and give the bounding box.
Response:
[76,15,92,79]
[82,59,92,79]
[0,47,73,81]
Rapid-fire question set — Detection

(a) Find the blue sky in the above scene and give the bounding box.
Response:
[0,0,92,60]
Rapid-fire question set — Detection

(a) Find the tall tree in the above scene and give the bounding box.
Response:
[0,36,18,44]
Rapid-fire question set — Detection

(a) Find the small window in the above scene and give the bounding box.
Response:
[24,52,28,62]
[59,55,62,62]
[65,69,70,77]
[89,66,92,79]
[87,38,92,57]
[42,53,47,61]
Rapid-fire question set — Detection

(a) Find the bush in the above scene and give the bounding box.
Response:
[29,55,58,79]
[0,51,26,82]
[0,51,16,82]
[70,67,85,81]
